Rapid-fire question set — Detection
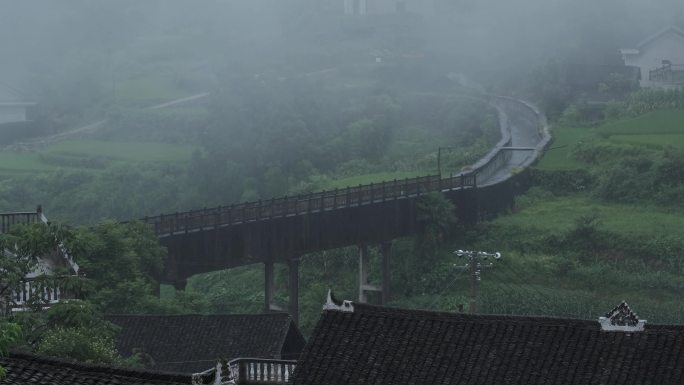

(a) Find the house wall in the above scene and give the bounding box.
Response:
[0,105,27,124]
[344,0,434,15]
[624,31,684,87]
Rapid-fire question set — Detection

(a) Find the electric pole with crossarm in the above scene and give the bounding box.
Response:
[453,250,502,314]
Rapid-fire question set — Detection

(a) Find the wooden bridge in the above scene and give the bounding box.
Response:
[138,95,550,322]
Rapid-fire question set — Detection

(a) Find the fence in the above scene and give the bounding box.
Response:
[229,358,296,385]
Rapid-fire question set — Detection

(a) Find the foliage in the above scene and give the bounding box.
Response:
[73,221,166,313]
[35,327,122,364]
[0,322,21,378]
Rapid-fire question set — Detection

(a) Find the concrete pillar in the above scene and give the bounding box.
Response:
[358,245,369,303]
[381,242,392,305]
[288,258,300,324]
[264,260,275,312]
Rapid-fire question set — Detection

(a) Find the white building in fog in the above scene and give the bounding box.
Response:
[0,84,34,124]
[620,26,684,88]
[343,0,434,16]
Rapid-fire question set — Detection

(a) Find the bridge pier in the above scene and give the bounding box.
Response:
[359,242,392,305]
[264,261,281,312]
[263,258,300,324]
[288,258,300,325]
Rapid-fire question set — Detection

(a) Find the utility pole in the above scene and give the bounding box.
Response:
[453,250,501,314]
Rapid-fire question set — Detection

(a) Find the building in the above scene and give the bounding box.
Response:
[1,207,79,313]
[0,352,214,385]
[290,292,684,384]
[343,0,434,16]
[106,313,306,373]
[0,83,34,125]
[621,26,684,88]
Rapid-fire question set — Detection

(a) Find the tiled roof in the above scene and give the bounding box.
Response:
[0,352,212,385]
[106,313,305,374]
[291,300,684,385]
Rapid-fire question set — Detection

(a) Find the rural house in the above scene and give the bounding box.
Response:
[1,207,79,313]
[0,83,34,125]
[289,292,684,384]
[106,313,305,374]
[343,0,434,16]
[621,26,684,88]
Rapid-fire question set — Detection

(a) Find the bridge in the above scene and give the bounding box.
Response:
[139,95,550,322]
[1,96,550,322]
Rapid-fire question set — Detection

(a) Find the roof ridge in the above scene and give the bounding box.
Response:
[636,25,684,48]
[105,312,292,318]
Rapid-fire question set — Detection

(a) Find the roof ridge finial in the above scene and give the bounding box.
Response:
[599,301,646,332]
[323,289,354,313]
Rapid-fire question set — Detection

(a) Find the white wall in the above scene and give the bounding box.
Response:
[624,31,684,87]
[0,105,27,124]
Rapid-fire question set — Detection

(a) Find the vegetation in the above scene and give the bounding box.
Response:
[0,221,206,364]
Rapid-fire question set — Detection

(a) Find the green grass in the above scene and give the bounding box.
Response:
[325,170,433,189]
[116,74,188,106]
[609,134,684,149]
[0,140,197,178]
[0,152,57,173]
[47,140,196,163]
[496,193,684,239]
[598,109,684,136]
[537,127,590,170]
[538,109,684,171]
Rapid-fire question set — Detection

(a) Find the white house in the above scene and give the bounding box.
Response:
[1,207,79,312]
[620,26,684,88]
[0,84,34,124]
[343,0,434,16]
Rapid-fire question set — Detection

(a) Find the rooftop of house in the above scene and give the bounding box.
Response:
[620,25,684,55]
[0,83,33,106]
[106,312,306,374]
[0,352,214,385]
[290,293,684,385]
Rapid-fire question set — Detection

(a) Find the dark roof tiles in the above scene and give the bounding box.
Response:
[106,313,304,374]
[291,302,684,385]
[0,352,211,385]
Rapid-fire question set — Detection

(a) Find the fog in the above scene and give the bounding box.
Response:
[2,0,683,94]
[1,0,683,220]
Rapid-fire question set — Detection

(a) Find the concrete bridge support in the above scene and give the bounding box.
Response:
[263,257,300,324]
[359,242,392,305]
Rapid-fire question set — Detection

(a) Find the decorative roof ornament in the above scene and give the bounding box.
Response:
[599,301,646,332]
[323,289,354,313]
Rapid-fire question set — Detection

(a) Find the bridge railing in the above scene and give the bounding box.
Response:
[145,173,477,237]
[143,96,551,238]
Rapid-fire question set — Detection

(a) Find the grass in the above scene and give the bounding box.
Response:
[538,109,684,171]
[497,193,684,240]
[324,170,433,189]
[598,109,684,136]
[0,139,197,178]
[116,74,188,106]
[0,152,57,173]
[47,140,196,163]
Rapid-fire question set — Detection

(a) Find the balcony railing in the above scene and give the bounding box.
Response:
[228,358,296,385]
[8,277,68,312]
[649,64,684,84]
